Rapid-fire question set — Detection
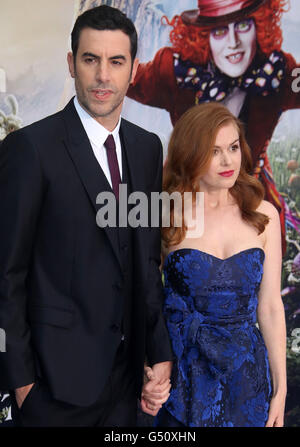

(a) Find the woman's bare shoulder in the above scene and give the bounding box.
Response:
[256,200,280,221]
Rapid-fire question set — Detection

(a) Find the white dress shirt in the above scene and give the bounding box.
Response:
[73,96,123,187]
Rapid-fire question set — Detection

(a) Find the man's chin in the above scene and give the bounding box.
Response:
[82,103,113,119]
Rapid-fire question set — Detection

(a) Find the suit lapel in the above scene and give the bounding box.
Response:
[61,99,122,270]
[120,119,151,278]
[120,119,147,194]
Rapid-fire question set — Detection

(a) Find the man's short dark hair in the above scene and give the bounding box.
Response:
[71,5,138,63]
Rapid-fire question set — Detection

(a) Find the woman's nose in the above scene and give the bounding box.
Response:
[221,151,232,166]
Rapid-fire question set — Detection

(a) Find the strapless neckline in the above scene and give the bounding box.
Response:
[164,247,265,266]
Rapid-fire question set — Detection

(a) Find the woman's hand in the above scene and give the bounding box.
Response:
[265,393,286,427]
[140,364,171,416]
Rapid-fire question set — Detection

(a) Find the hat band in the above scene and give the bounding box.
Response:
[198,0,261,17]
[181,0,266,26]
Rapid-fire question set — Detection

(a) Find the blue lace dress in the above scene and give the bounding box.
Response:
[155,248,272,427]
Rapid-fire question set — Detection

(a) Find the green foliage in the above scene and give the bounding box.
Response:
[269,137,300,427]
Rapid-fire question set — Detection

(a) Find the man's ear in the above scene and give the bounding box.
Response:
[67,52,75,78]
[130,58,139,84]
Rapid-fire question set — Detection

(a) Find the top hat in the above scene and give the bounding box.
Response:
[181,0,267,27]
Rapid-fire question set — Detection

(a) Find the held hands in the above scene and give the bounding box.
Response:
[15,383,35,409]
[140,361,172,416]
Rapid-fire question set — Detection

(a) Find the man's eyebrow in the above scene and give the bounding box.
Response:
[80,52,127,61]
[214,138,240,148]
[81,52,99,59]
[109,55,127,61]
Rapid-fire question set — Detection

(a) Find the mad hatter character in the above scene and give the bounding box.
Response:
[128,0,300,252]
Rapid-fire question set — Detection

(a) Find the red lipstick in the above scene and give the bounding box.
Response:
[218,170,234,177]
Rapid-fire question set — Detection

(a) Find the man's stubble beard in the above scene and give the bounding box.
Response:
[75,82,122,120]
[74,67,132,120]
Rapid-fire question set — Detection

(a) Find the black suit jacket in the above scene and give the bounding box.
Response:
[0,99,173,406]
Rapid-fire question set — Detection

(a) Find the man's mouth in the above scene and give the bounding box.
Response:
[91,89,113,100]
[226,52,244,64]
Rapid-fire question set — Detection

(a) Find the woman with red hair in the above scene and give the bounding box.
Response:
[143,102,287,427]
[127,0,300,253]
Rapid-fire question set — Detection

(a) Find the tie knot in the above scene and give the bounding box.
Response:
[104,134,115,151]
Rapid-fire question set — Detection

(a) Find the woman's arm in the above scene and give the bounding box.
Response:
[257,200,287,427]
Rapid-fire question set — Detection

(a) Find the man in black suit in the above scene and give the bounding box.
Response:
[0,5,173,427]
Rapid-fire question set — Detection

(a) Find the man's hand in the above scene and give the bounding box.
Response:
[15,383,35,409]
[151,361,172,384]
[140,361,172,416]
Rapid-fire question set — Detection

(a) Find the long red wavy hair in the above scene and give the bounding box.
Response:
[162,102,269,247]
[162,0,289,65]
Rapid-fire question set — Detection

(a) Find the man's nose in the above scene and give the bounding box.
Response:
[95,61,110,83]
[227,24,240,50]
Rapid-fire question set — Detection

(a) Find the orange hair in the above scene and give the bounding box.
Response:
[162,0,289,65]
[162,102,269,247]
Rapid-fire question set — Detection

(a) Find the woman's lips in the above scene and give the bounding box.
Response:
[226,52,244,64]
[218,170,234,177]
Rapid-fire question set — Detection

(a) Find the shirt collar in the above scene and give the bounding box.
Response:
[73,96,121,148]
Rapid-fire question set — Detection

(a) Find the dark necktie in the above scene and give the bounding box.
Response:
[104,134,121,200]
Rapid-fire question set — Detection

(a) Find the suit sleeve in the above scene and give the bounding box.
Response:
[127,47,176,112]
[0,130,45,390]
[144,135,174,366]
